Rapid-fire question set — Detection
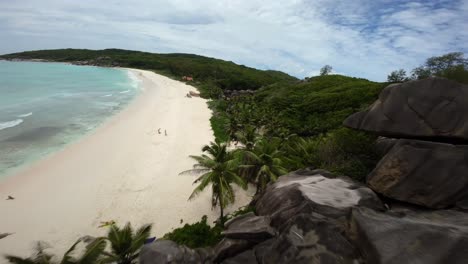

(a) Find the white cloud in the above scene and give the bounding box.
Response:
[0,0,466,81]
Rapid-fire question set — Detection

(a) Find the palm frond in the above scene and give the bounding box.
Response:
[60,238,82,264]
[128,224,152,254]
[179,168,210,176]
[77,238,106,264]
[189,172,213,200]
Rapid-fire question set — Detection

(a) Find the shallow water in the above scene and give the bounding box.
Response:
[0,61,140,178]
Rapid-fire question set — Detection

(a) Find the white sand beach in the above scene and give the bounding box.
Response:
[0,69,253,257]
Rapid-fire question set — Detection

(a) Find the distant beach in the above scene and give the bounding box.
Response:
[0,68,253,257]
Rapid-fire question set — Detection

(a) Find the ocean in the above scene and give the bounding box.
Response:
[0,61,139,178]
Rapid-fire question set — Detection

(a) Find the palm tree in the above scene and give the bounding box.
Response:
[240,138,288,194]
[102,223,152,264]
[182,140,247,226]
[282,136,319,170]
[5,238,107,264]
[234,124,260,151]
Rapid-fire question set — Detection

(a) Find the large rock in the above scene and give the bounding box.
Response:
[344,77,468,141]
[139,240,213,264]
[256,169,384,227]
[349,207,468,264]
[221,250,257,264]
[368,139,468,209]
[222,212,276,241]
[260,214,362,263]
[213,238,253,263]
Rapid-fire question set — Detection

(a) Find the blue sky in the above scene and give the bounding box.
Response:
[1,0,467,81]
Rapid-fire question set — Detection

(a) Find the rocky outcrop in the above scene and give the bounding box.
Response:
[222,213,276,241]
[214,212,276,262]
[260,214,361,264]
[256,169,384,227]
[214,239,253,263]
[72,57,120,67]
[368,139,468,209]
[218,169,381,263]
[349,207,468,264]
[139,240,213,264]
[222,250,257,264]
[344,77,468,142]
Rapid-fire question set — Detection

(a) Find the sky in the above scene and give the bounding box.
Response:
[1,0,467,81]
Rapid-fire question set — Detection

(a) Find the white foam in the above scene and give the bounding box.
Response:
[119,90,130,94]
[126,70,142,90]
[0,119,23,131]
[103,94,113,97]
[18,112,33,117]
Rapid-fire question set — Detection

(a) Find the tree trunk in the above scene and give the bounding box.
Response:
[220,199,225,227]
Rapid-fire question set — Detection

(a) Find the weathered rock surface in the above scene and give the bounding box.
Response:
[139,240,213,264]
[213,238,253,263]
[344,77,468,141]
[221,250,257,264]
[256,168,384,228]
[222,212,276,241]
[349,207,468,264]
[368,139,468,209]
[260,214,362,264]
[375,137,397,156]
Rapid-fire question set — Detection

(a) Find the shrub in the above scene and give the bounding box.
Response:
[162,216,223,248]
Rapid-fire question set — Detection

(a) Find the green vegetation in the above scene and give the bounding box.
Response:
[283,128,379,181]
[320,65,333,76]
[240,138,289,194]
[5,223,151,264]
[162,206,254,248]
[387,52,468,84]
[6,239,107,264]
[105,223,152,264]
[0,49,297,94]
[182,140,247,226]
[162,215,223,248]
[387,69,409,83]
[253,75,385,137]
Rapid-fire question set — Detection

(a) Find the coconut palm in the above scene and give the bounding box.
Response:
[5,238,107,264]
[234,124,260,151]
[240,138,288,194]
[183,140,247,226]
[282,136,319,169]
[101,223,152,264]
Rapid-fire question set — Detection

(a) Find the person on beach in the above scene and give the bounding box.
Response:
[165,130,167,136]
[158,128,161,134]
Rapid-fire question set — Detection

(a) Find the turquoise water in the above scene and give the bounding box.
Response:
[0,61,139,178]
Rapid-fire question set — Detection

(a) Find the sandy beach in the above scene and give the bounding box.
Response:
[0,69,253,258]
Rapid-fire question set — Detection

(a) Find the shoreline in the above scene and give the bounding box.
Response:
[0,63,139,180]
[0,69,253,257]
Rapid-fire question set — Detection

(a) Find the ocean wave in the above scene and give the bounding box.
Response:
[0,119,23,131]
[119,90,130,94]
[126,70,142,89]
[18,112,33,117]
[95,101,120,109]
[103,94,113,97]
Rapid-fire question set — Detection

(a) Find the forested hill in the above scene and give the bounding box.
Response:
[0,49,297,94]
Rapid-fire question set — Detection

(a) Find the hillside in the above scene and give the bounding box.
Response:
[0,49,297,96]
[254,75,386,136]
